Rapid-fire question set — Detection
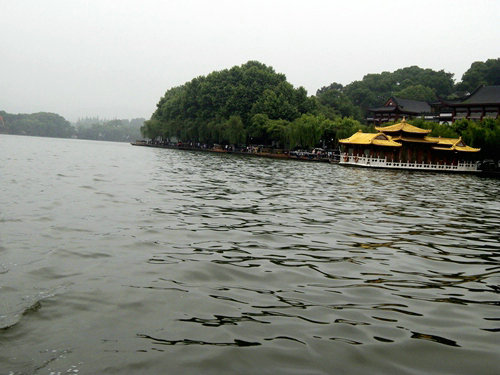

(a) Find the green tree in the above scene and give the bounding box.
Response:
[247,114,269,144]
[394,84,437,102]
[150,61,316,145]
[458,58,500,93]
[288,114,323,149]
[141,119,163,141]
[264,119,289,148]
[337,65,455,117]
[2,112,74,138]
[316,83,362,120]
[224,115,246,145]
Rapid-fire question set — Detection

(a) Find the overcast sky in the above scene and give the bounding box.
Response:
[1,0,499,122]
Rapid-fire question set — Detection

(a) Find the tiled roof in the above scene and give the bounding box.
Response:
[368,97,431,114]
[368,106,397,113]
[461,86,500,105]
[393,97,432,113]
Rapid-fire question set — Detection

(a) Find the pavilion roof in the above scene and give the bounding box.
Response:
[391,135,437,143]
[429,136,480,152]
[433,145,480,152]
[440,86,500,106]
[393,97,432,113]
[340,121,481,152]
[368,106,396,113]
[375,119,432,134]
[368,97,431,114]
[339,131,401,147]
[426,137,459,145]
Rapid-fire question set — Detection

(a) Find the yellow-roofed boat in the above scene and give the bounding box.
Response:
[339,119,480,172]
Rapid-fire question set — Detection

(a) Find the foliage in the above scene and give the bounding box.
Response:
[386,118,500,159]
[394,84,437,102]
[0,111,144,142]
[148,61,316,144]
[318,66,455,118]
[76,118,144,142]
[456,119,500,159]
[223,115,246,145]
[0,111,74,138]
[315,83,362,120]
[457,58,500,93]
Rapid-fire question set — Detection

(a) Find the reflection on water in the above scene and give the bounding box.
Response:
[0,135,499,374]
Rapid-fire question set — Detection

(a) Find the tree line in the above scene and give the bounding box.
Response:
[143,58,499,157]
[0,111,145,142]
[316,58,499,120]
[0,111,74,138]
[75,117,144,142]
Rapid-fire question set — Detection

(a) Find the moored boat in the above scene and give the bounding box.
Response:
[339,119,481,172]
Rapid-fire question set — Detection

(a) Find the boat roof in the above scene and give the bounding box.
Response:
[391,135,438,143]
[339,131,401,147]
[429,136,480,152]
[340,121,481,152]
[375,119,432,134]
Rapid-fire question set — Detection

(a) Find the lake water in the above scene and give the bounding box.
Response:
[1,134,499,374]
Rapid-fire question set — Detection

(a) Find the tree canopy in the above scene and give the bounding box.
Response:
[317,66,455,118]
[0,111,74,138]
[457,58,500,93]
[144,61,321,146]
[75,117,144,142]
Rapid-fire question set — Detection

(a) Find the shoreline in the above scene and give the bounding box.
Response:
[130,141,337,163]
[130,141,500,177]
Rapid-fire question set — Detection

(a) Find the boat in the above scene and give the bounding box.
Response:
[339,119,481,173]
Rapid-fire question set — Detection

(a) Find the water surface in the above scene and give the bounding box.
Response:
[0,135,499,374]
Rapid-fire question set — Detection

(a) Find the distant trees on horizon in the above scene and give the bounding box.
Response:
[0,111,145,142]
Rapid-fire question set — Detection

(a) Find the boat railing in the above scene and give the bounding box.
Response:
[340,153,479,172]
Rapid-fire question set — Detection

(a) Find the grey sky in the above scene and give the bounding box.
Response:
[1,0,499,122]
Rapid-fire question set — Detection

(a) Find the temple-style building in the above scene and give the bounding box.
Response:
[367,97,433,124]
[435,85,500,124]
[367,86,500,125]
[339,119,480,172]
